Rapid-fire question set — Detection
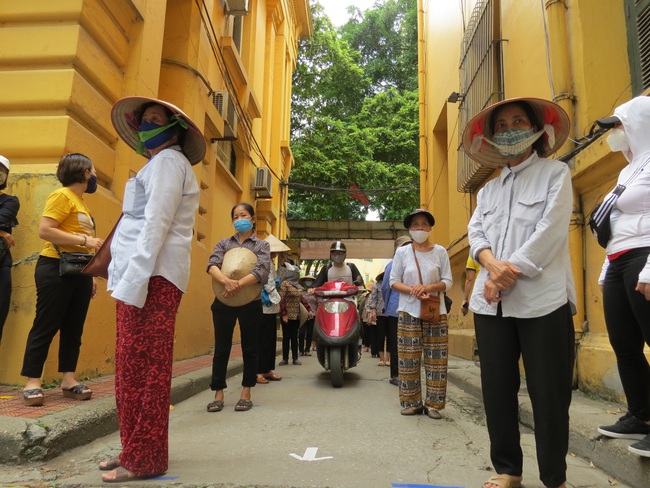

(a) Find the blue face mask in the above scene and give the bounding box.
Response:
[234,218,253,233]
[490,128,539,157]
[137,120,180,151]
[85,174,98,194]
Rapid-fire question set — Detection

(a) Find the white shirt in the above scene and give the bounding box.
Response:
[389,244,452,318]
[598,156,650,284]
[468,153,576,318]
[108,146,199,308]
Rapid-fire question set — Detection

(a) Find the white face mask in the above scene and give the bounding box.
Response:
[409,230,431,244]
[606,128,630,153]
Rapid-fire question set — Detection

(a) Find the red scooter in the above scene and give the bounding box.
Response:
[313,280,362,387]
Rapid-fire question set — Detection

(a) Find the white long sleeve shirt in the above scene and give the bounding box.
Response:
[596,97,650,285]
[389,244,452,318]
[468,153,576,318]
[108,146,199,308]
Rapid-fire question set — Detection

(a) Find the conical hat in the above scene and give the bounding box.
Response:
[212,247,262,306]
[111,96,206,165]
[299,303,309,327]
[264,234,290,253]
[461,97,570,168]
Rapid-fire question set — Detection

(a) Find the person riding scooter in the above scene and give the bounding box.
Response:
[312,241,365,288]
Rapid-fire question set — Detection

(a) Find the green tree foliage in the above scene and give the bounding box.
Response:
[289,0,419,221]
[340,0,418,91]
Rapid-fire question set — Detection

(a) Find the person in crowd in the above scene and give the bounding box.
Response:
[0,155,19,346]
[257,234,287,384]
[358,289,372,353]
[389,209,452,420]
[594,96,650,458]
[279,263,313,365]
[21,153,102,407]
[463,97,575,488]
[99,97,203,482]
[298,274,318,356]
[382,235,412,385]
[312,241,365,288]
[364,285,380,357]
[276,250,291,281]
[461,255,481,316]
[207,203,270,410]
[367,273,387,365]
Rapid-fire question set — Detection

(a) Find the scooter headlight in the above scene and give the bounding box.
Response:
[323,301,350,313]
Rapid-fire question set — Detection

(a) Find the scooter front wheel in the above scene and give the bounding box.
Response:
[329,347,344,388]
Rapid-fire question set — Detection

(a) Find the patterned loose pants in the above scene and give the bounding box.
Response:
[115,276,182,476]
[397,311,448,410]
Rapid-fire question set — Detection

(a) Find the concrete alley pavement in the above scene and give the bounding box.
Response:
[0,352,642,488]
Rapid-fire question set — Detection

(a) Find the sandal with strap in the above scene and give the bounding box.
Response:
[62,384,93,401]
[23,388,44,406]
[99,457,121,471]
[482,474,522,488]
[101,466,162,483]
[234,399,253,412]
[207,400,224,412]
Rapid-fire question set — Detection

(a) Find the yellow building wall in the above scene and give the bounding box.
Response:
[419,0,643,400]
[0,0,311,384]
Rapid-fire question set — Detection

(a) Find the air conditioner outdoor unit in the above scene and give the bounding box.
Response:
[216,140,231,165]
[253,167,272,198]
[212,90,238,140]
[225,0,249,15]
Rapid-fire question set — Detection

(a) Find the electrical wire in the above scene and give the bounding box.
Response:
[193,0,282,181]
[286,182,417,193]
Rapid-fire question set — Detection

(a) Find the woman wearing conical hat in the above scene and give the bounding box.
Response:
[99,96,204,482]
[463,98,576,488]
[206,202,271,413]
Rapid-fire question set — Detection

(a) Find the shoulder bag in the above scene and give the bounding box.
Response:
[589,157,650,248]
[54,244,93,277]
[412,246,440,323]
[82,215,122,279]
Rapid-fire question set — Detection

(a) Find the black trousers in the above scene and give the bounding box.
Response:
[258,312,278,374]
[21,256,93,377]
[281,318,300,361]
[474,302,574,488]
[210,298,261,390]
[299,317,314,353]
[386,315,399,378]
[0,251,12,345]
[603,247,650,421]
[376,315,389,356]
[368,324,379,356]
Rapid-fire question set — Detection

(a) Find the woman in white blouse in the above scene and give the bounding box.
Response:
[595,96,650,459]
[463,97,574,488]
[100,96,204,483]
[389,209,452,420]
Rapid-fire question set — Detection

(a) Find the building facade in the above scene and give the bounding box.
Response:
[418,0,648,401]
[0,0,311,384]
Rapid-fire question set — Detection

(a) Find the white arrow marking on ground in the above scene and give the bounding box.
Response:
[289,447,333,461]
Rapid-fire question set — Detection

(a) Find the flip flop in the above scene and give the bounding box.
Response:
[23,388,44,406]
[207,400,224,412]
[482,474,523,488]
[101,466,160,483]
[234,399,253,412]
[98,457,121,471]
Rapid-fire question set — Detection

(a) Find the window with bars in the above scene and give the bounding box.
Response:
[456,0,504,193]
[626,0,650,94]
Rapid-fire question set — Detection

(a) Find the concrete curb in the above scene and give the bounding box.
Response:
[0,358,243,465]
[446,358,650,488]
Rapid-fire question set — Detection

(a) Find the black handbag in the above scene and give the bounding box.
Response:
[58,252,94,276]
[589,156,650,249]
[588,202,612,248]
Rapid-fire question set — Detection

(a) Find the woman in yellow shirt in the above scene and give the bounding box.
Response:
[21,153,104,406]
